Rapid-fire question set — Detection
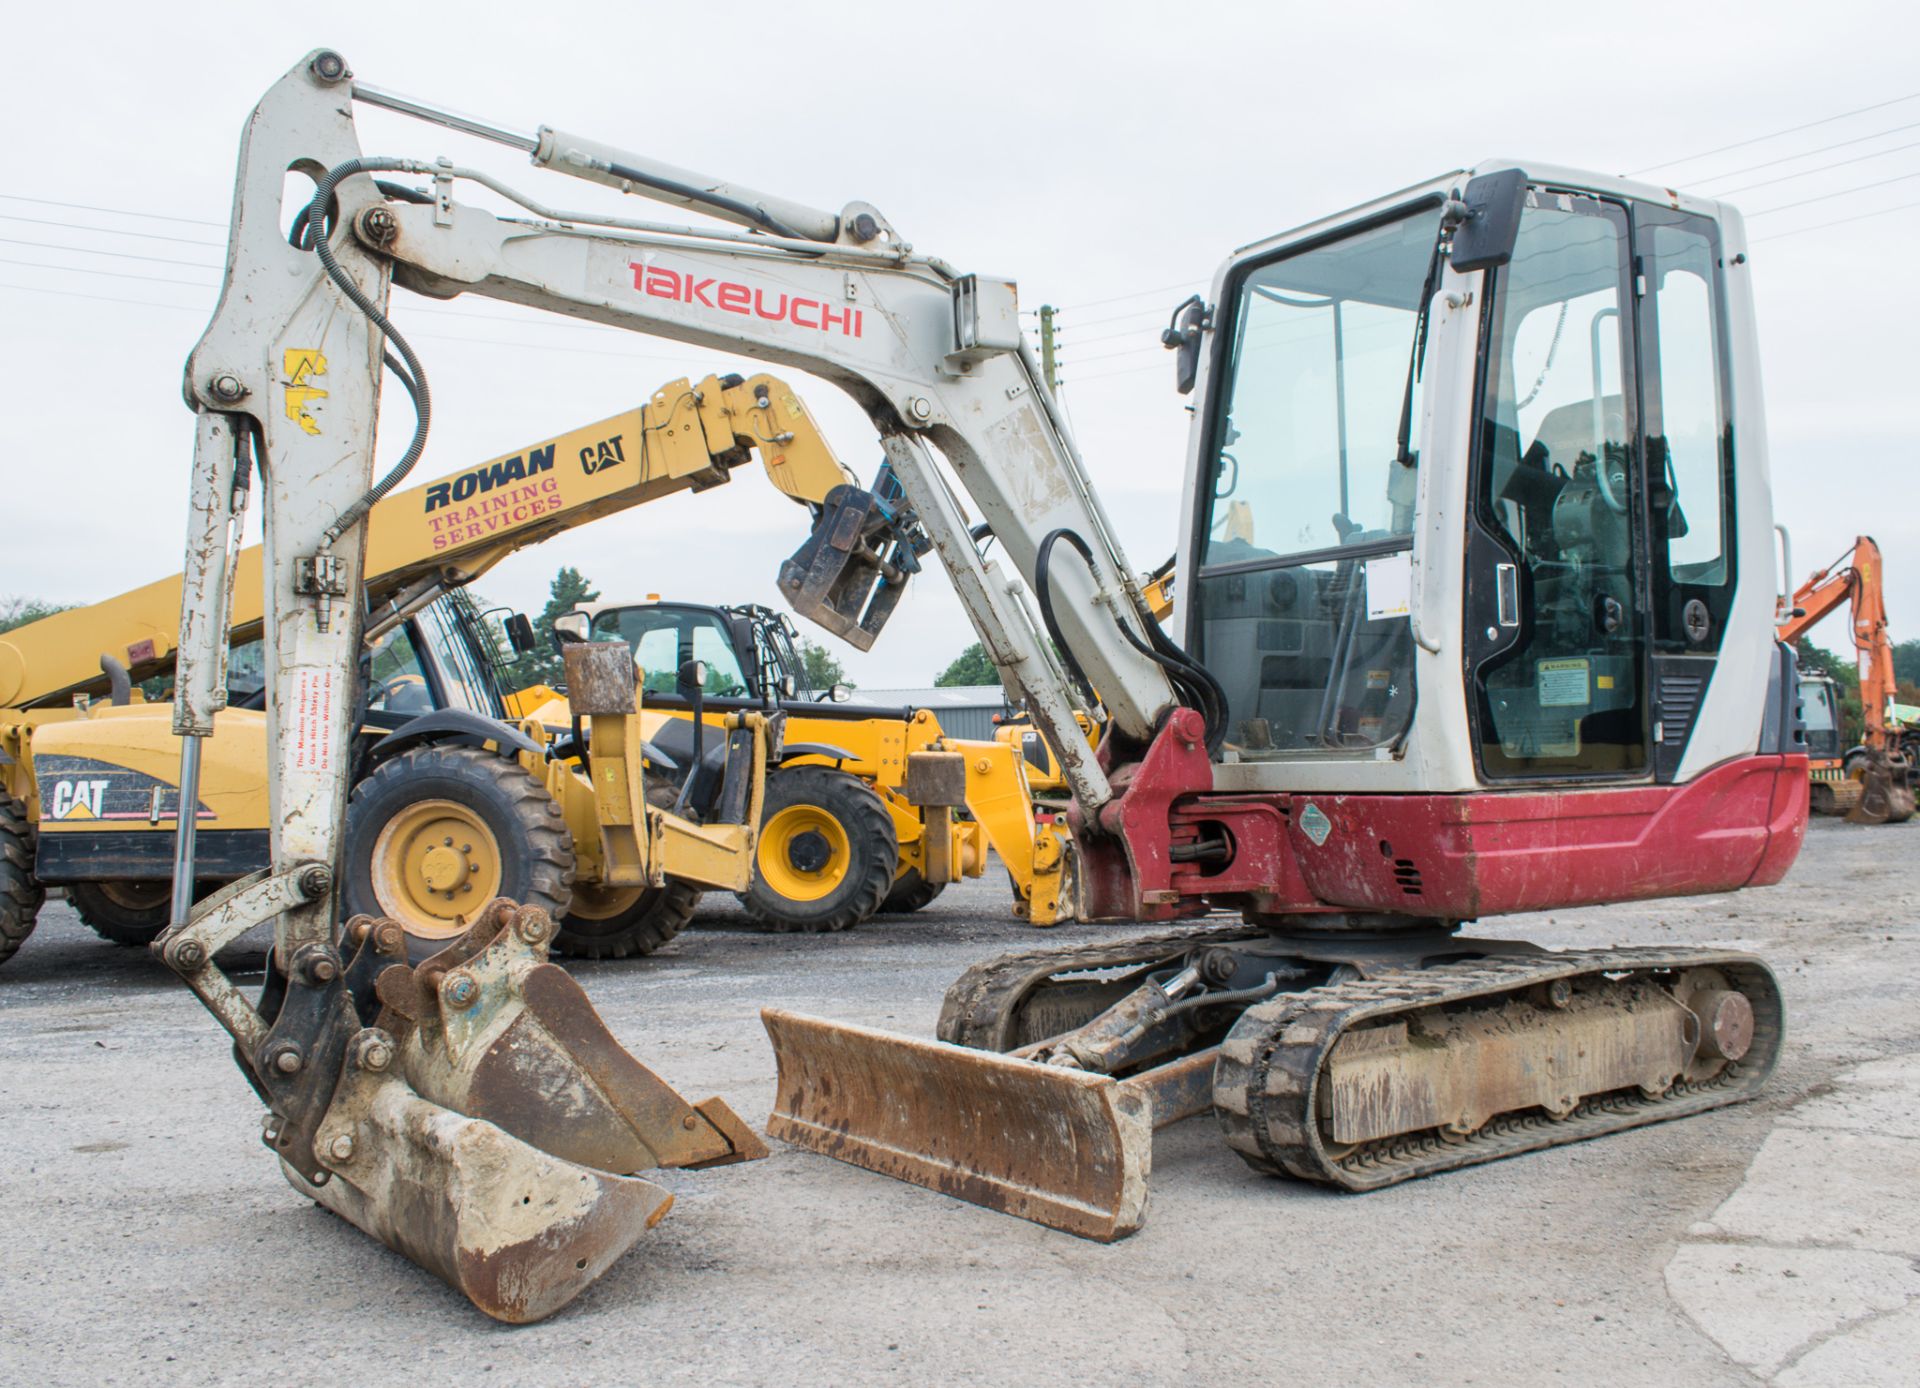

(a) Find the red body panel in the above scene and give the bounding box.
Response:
[1072,715,1809,924]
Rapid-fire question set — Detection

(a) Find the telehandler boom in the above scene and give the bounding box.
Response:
[163,52,1803,1318]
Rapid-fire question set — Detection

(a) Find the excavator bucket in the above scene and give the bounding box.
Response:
[280,903,763,1323]
[288,1049,676,1324]
[762,1008,1209,1240]
[1846,755,1917,825]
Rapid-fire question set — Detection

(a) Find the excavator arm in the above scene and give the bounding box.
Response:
[158,50,1189,1323]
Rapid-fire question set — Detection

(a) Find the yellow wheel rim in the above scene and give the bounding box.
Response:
[565,882,647,922]
[757,803,852,903]
[368,798,503,941]
[99,881,170,911]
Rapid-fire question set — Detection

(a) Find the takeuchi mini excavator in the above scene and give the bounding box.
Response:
[160,52,1804,1320]
[1775,535,1916,823]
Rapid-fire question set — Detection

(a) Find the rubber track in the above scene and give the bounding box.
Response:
[936,917,1263,1051]
[1212,947,1783,1192]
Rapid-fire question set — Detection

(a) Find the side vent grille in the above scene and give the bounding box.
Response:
[1392,859,1424,896]
[1658,672,1707,749]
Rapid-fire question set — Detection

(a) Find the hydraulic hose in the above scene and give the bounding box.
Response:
[1034,528,1230,755]
[299,159,432,548]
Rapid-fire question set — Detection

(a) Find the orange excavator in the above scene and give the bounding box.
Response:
[1776,535,1916,823]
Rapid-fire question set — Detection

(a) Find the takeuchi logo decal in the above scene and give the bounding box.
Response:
[628,261,864,338]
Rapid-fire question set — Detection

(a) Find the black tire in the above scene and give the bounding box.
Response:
[69,880,176,947]
[556,881,702,960]
[0,792,44,967]
[343,744,575,963]
[739,766,896,933]
[877,867,946,916]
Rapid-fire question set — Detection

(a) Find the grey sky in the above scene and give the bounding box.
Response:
[3,0,1916,685]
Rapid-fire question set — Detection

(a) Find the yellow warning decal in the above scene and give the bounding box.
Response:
[283,348,328,436]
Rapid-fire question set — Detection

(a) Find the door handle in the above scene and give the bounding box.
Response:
[1495,563,1519,627]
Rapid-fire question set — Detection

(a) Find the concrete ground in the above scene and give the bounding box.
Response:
[1,816,1915,1387]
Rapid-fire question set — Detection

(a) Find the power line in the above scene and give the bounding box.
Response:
[1691,119,1920,186]
[0,212,226,248]
[0,235,222,270]
[0,192,225,228]
[1714,139,1920,197]
[1752,197,1920,242]
[1629,91,1920,175]
[0,255,217,288]
[0,280,207,311]
[1749,169,1920,217]
[1052,278,1205,313]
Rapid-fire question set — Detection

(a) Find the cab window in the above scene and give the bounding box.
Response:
[589,607,750,696]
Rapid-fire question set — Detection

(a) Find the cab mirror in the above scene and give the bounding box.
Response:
[1449,169,1528,273]
[1161,294,1208,395]
[828,683,852,703]
[503,613,536,655]
[552,612,589,644]
[677,659,709,700]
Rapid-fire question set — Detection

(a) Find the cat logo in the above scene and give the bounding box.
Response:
[49,779,111,820]
[579,433,629,476]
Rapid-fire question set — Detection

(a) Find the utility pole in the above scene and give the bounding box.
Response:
[1038,304,1060,394]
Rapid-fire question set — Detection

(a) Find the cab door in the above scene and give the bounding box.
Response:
[1464,189,1648,779]
[1463,187,1741,785]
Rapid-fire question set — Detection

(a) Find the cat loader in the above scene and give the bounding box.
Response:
[0,368,918,966]
[157,52,1801,1320]
[542,597,1074,943]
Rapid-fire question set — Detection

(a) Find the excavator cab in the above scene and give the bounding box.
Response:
[768,167,1800,1237]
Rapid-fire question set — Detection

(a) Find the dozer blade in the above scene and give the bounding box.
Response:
[290,1047,674,1324]
[762,1008,1209,1241]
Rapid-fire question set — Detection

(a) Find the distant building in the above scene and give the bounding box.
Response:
[852,685,1012,742]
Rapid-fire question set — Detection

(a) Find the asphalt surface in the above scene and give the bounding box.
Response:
[1,816,1915,1386]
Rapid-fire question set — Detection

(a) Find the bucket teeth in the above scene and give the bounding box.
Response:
[762,1007,1154,1241]
[294,1065,673,1324]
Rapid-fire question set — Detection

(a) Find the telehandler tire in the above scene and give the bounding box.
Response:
[69,880,174,946]
[740,766,895,933]
[878,867,946,916]
[555,881,702,960]
[0,792,44,966]
[343,744,575,963]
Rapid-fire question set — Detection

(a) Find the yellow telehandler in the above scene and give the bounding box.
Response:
[1,371,919,963]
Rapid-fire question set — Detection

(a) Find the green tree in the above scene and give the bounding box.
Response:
[0,596,76,634]
[502,566,600,691]
[1892,638,1920,689]
[797,638,850,694]
[935,642,998,687]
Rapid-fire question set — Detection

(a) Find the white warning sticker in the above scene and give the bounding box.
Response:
[290,667,335,773]
[1365,551,1412,619]
[1537,658,1591,708]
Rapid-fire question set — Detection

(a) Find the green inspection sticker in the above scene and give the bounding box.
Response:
[1299,803,1332,846]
